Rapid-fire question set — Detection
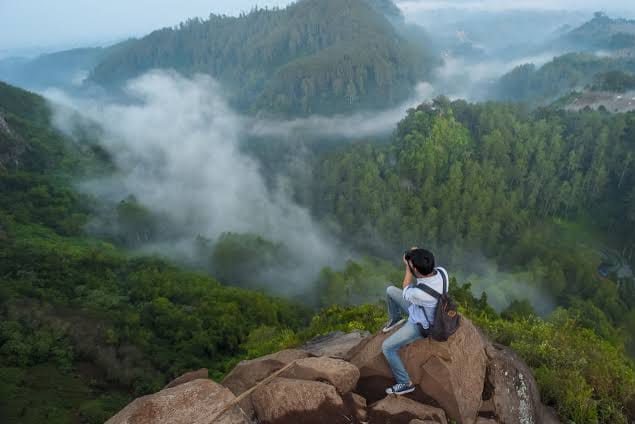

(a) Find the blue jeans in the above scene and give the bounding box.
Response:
[382,286,425,384]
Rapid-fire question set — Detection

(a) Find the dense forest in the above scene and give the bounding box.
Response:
[305,98,635,355]
[87,0,433,115]
[2,78,635,423]
[0,81,310,422]
[3,3,635,422]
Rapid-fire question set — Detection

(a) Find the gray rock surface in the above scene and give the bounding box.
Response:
[301,330,370,360]
[483,343,543,424]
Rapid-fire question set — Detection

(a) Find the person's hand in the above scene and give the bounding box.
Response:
[403,246,418,267]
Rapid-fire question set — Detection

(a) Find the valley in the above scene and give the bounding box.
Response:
[2,1,635,423]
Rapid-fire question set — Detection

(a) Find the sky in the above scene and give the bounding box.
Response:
[0,0,294,52]
[1,0,634,52]
[398,0,635,13]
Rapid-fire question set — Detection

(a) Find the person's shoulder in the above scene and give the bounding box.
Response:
[436,266,448,274]
[436,266,449,281]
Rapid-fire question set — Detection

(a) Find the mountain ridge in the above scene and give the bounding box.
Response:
[86,0,433,116]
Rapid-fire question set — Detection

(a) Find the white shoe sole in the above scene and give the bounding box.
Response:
[382,318,406,333]
[386,386,416,395]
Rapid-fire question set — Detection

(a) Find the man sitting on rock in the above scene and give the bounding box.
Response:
[381,247,448,395]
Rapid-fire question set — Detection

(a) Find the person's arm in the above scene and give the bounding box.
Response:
[402,267,414,288]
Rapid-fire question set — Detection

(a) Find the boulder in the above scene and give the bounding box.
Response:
[344,392,367,422]
[222,349,310,395]
[410,420,440,424]
[368,396,447,424]
[281,356,360,394]
[482,343,542,424]
[349,317,487,424]
[222,348,310,417]
[251,377,354,424]
[301,331,370,360]
[163,368,208,389]
[105,379,249,424]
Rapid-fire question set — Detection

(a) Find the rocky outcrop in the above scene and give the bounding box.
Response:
[481,344,543,424]
[369,396,448,424]
[0,113,12,136]
[349,317,487,424]
[222,349,310,396]
[163,368,208,389]
[0,113,28,172]
[300,330,370,360]
[281,356,360,394]
[105,379,249,424]
[107,324,557,424]
[221,349,310,418]
[251,377,352,423]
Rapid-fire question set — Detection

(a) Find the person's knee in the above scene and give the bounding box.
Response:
[382,338,395,354]
[386,285,400,297]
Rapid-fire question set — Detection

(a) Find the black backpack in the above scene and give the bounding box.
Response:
[416,267,460,342]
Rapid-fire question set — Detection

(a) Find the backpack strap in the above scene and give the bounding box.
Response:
[416,268,447,332]
[437,267,448,295]
[415,267,447,299]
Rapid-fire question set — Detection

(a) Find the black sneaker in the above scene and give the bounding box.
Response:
[382,318,406,333]
[385,383,416,395]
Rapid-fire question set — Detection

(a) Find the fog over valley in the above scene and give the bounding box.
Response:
[2,2,635,422]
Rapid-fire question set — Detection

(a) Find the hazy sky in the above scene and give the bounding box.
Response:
[0,0,294,51]
[1,0,634,52]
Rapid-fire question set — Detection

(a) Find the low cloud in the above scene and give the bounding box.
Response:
[248,82,435,139]
[47,70,352,296]
[433,52,560,100]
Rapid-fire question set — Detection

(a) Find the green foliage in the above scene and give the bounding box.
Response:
[0,82,311,423]
[240,326,300,359]
[476,311,635,424]
[303,304,387,338]
[196,232,291,290]
[501,299,536,321]
[314,258,402,306]
[309,99,635,326]
[88,0,433,115]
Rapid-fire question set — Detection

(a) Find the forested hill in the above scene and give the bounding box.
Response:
[88,0,433,115]
[2,80,635,423]
[560,12,635,51]
[0,81,311,423]
[494,53,635,104]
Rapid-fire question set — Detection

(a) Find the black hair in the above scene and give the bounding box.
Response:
[409,248,435,275]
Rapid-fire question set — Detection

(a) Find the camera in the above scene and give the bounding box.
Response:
[404,249,413,260]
